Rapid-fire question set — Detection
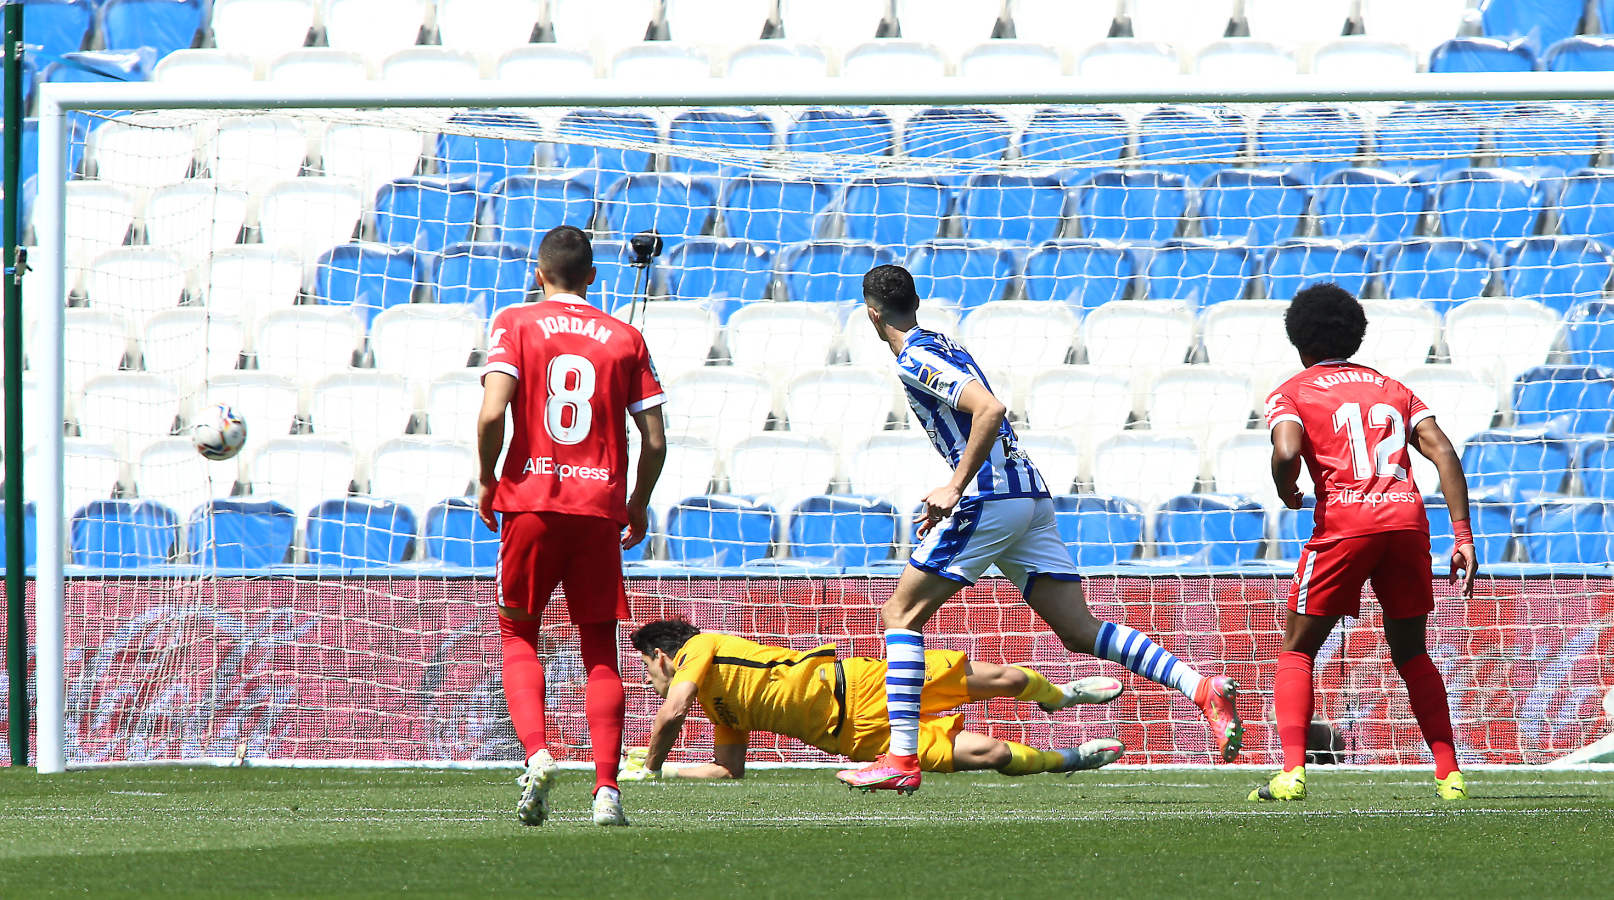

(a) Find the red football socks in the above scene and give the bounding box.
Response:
[578,621,625,794]
[1274,650,1314,771]
[1396,653,1460,779]
[498,614,548,761]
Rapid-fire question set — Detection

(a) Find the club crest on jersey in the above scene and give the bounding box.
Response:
[913,361,947,392]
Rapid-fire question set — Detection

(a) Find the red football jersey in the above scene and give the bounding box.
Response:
[1264,360,1434,543]
[482,294,664,524]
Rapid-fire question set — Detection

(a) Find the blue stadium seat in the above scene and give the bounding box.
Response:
[592,239,658,309]
[1263,238,1376,301]
[666,109,777,176]
[1021,238,1134,308]
[1313,168,1427,246]
[314,243,423,330]
[665,238,774,311]
[1141,239,1257,308]
[1518,497,1611,564]
[1424,494,1514,566]
[1482,0,1584,53]
[1489,105,1601,172]
[1017,107,1129,176]
[787,107,895,158]
[430,242,533,318]
[1254,105,1365,185]
[1429,36,1536,73]
[373,176,480,254]
[1461,427,1573,500]
[1575,437,1614,498]
[788,495,898,566]
[1557,168,1614,245]
[45,50,154,137]
[599,173,717,249]
[1136,107,1247,185]
[18,118,86,203]
[665,495,775,566]
[1565,300,1614,369]
[1543,35,1614,71]
[552,109,659,195]
[838,175,951,252]
[1275,496,1315,561]
[1500,236,1614,317]
[186,499,296,570]
[1434,168,1547,250]
[304,497,417,569]
[484,173,596,255]
[1374,105,1482,178]
[25,0,94,59]
[1153,494,1266,565]
[719,174,835,249]
[1051,494,1143,567]
[901,107,1013,180]
[1197,169,1308,249]
[1378,239,1497,315]
[776,240,900,303]
[1074,169,1190,245]
[422,498,499,568]
[0,500,37,568]
[906,240,1019,312]
[100,0,204,58]
[1512,364,1614,435]
[959,172,1071,246]
[434,112,542,191]
[71,499,178,569]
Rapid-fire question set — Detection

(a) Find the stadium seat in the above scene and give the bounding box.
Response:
[1017,431,1083,497]
[323,0,429,62]
[1557,168,1614,246]
[421,497,500,568]
[1500,236,1614,318]
[548,0,658,58]
[1199,300,1293,371]
[253,306,364,381]
[1256,105,1369,185]
[893,0,1004,56]
[78,372,180,456]
[373,176,479,255]
[45,51,154,137]
[1010,0,1118,50]
[788,495,899,567]
[1461,427,1572,500]
[1565,300,1614,369]
[957,40,1063,81]
[1310,38,1420,78]
[1374,105,1483,178]
[265,48,371,85]
[144,181,250,270]
[1542,35,1614,71]
[304,497,416,568]
[202,246,305,328]
[719,174,836,250]
[101,0,204,58]
[598,173,717,250]
[435,0,543,61]
[838,176,950,252]
[249,436,357,520]
[774,0,885,55]
[1141,239,1257,308]
[1378,239,1497,316]
[368,437,476,523]
[209,0,318,59]
[204,116,308,193]
[959,172,1071,246]
[70,499,179,569]
[1263,238,1377,301]
[186,498,297,569]
[1074,170,1190,245]
[1080,300,1194,370]
[1017,107,1129,177]
[1090,432,1201,512]
[1136,107,1247,186]
[664,238,774,313]
[320,123,428,198]
[1020,239,1134,309]
[135,438,240,522]
[1512,365,1614,436]
[1052,494,1144,568]
[1481,0,1584,53]
[152,50,256,87]
[1197,169,1308,249]
[1243,0,1353,44]
[382,48,482,87]
[1577,437,1614,498]
[483,174,595,255]
[1129,0,1236,52]
[1398,366,1501,492]
[1518,497,1611,565]
[1444,298,1561,385]
[666,109,776,177]
[24,0,95,60]
[726,41,831,82]
[24,439,124,518]
[1274,496,1315,561]
[433,112,542,192]
[551,109,659,197]
[609,42,713,82]
[646,437,719,518]
[664,495,776,567]
[726,433,839,517]
[87,117,195,193]
[308,372,416,458]
[1424,494,1513,565]
[906,240,1018,312]
[1311,168,1427,246]
[1213,431,1311,511]
[259,178,365,258]
[840,302,960,368]
[786,107,894,157]
[141,308,247,395]
[586,240,659,310]
[203,372,303,441]
[1024,367,1135,465]
[1355,300,1440,375]
[1488,106,1601,173]
[1429,36,1536,73]
[1195,40,1300,80]
[900,106,1014,179]
[430,242,533,318]
[313,243,423,330]
[784,367,896,457]
[369,304,483,382]
[1147,365,1255,448]
[1075,39,1181,79]
[54,308,131,405]
[82,248,187,333]
[1434,168,1548,250]
[1154,494,1266,565]
[840,40,948,81]
[1359,0,1465,54]
[847,431,954,512]
[664,369,774,453]
[725,301,839,385]
[609,300,718,381]
[424,371,482,441]
[960,300,1079,408]
[495,45,596,82]
[775,240,900,303]
[64,181,137,279]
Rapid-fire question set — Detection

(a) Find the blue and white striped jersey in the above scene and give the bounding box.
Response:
[895,327,1049,501]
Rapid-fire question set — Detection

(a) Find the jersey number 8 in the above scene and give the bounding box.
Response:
[545,353,596,445]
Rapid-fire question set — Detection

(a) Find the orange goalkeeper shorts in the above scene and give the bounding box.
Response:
[836,649,971,773]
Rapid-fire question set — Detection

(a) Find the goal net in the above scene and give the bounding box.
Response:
[14,82,1614,771]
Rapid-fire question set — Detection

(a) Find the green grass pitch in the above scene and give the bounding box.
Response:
[2,767,1610,898]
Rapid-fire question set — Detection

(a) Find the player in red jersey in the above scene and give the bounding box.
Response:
[477,225,667,826]
[1252,283,1476,802]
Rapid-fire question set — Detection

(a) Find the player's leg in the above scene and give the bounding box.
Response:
[498,512,563,826]
[950,732,1125,775]
[1374,537,1463,798]
[961,659,1123,710]
[562,513,632,825]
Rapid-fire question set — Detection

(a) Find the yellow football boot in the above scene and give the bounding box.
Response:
[1435,770,1467,800]
[1248,766,1307,802]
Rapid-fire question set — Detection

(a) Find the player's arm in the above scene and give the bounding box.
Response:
[1270,420,1306,510]
[476,371,517,530]
[917,380,1007,535]
[1411,417,1479,597]
[670,738,749,780]
[624,407,666,550]
[643,678,698,773]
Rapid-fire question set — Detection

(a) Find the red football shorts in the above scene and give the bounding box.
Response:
[497,511,628,624]
[1289,529,1434,619]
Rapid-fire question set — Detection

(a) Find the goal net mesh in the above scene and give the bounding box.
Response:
[15,98,1614,767]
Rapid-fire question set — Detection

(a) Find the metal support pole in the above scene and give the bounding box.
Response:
[4,0,28,768]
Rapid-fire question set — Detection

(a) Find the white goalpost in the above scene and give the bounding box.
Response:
[26,73,1614,774]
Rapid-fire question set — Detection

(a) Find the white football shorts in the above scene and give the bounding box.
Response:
[908,496,1080,594]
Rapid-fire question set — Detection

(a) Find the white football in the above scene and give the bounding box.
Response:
[193,404,248,461]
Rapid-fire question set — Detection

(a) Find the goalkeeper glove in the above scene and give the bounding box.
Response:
[620,747,661,782]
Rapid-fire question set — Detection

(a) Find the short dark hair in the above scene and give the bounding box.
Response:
[629,618,700,657]
[1285,282,1367,361]
[863,264,921,319]
[536,225,594,290]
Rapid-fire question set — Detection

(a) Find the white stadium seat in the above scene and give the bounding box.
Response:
[1444,298,1561,392]
[841,302,959,369]
[1310,38,1420,78]
[549,0,660,59]
[380,47,485,87]
[257,178,365,257]
[1359,0,1469,56]
[141,309,248,396]
[1080,300,1193,371]
[144,181,251,269]
[665,369,774,453]
[205,116,310,192]
[777,0,889,56]
[848,431,953,512]
[1199,299,1297,409]
[28,440,126,517]
[958,41,1064,81]
[1010,0,1119,53]
[841,41,949,81]
[436,0,544,62]
[496,45,598,82]
[610,43,713,81]
[368,436,478,520]
[204,372,305,441]
[649,437,719,516]
[1091,432,1201,512]
[203,246,307,327]
[308,372,415,458]
[960,301,1079,412]
[266,49,372,85]
[65,181,136,282]
[611,301,718,382]
[726,41,831,82]
[1356,299,1440,376]
[664,0,776,55]
[425,370,483,442]
[1127,0,1237,55]
[78,373,183,456]
[726,303,840,390]
[1212,431,1311,511]
[88,119,197,193]
[370,304,484,382]
[1242,0,1354,46]
[153,50,257,86]
[1016,430,1083,495]
[56,308,134,405]
[1399,365,1501,493]
[1147,365,1255,449]
[1024,366,1135,460]
[320,123,428,197]
[248,436,357,517]
[1076,39,1181,79]
[323,0,430,62]
[1194,40,1299,80]
[784,367,897,457]
[83,248,189,333]
[726,433,839,515]
[894,0,1005,57]
[254,306,364,381]
[211,0,319,61]
[136,437,241,520]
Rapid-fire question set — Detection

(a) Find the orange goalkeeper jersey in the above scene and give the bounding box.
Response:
[669,633,843,751]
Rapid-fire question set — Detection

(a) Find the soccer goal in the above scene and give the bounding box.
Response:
[17,73,1614,774]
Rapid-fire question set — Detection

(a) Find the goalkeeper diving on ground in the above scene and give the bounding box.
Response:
[620,619,1126,782]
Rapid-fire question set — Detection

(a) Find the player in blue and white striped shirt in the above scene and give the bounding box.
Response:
[837,265,1244,794]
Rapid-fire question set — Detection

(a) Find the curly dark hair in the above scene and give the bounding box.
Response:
[629,618,701,657]
[862,264,921,318]
[1284,282,1367,362]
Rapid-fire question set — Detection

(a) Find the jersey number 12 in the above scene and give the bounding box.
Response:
[545,354,595,445]
[1331,401,1407,481]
